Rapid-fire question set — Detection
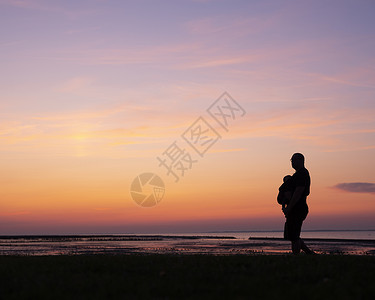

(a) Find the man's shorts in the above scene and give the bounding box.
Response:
[284,212,307,241]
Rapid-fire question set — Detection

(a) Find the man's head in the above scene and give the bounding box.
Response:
[291,153,305,170]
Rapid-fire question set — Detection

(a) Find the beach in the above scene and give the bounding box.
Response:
[1,233,375,299]
[1,231,375,256]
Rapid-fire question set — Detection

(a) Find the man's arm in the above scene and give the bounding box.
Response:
[282,186,305,217]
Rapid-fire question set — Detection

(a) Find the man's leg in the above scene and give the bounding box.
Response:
[292,239,301,255]
[284,220,295,253]
[286,215,304,254]
[300,239,315,254]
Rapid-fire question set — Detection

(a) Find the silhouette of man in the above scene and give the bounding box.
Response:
[281,153,315,254]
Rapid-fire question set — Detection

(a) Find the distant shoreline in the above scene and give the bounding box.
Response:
[0,234,374,241]
[248,236,375,243]
[0,234,236,240]
[1,234,375,243]
[1,229,375,238]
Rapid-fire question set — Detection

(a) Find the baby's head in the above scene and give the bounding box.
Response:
[283,175,292,183]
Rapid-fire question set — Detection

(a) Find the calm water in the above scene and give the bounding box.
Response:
[1,230,375,256]
[194,230,375,240]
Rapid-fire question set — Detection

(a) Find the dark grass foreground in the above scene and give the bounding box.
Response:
[1,254,375,299]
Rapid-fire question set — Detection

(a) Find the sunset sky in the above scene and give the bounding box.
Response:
[1,0,375,234]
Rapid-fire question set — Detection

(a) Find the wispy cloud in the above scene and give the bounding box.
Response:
[178,55,258,69]
[56,76,95,93]
[184,9,282,37]
[0,40,24,47]
[64,26,101,35]
[323,145,375,153]
[333,183,375,194]
[313,73,375,89]
[0,211,30,216]
[50,43,202,66]
[210,148,247,154]
[37,33,321,70]
[0,0,97,17]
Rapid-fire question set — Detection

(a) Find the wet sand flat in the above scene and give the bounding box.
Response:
[1,235,375,256]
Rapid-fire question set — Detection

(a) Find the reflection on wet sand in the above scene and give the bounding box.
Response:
[1,235,375,256]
